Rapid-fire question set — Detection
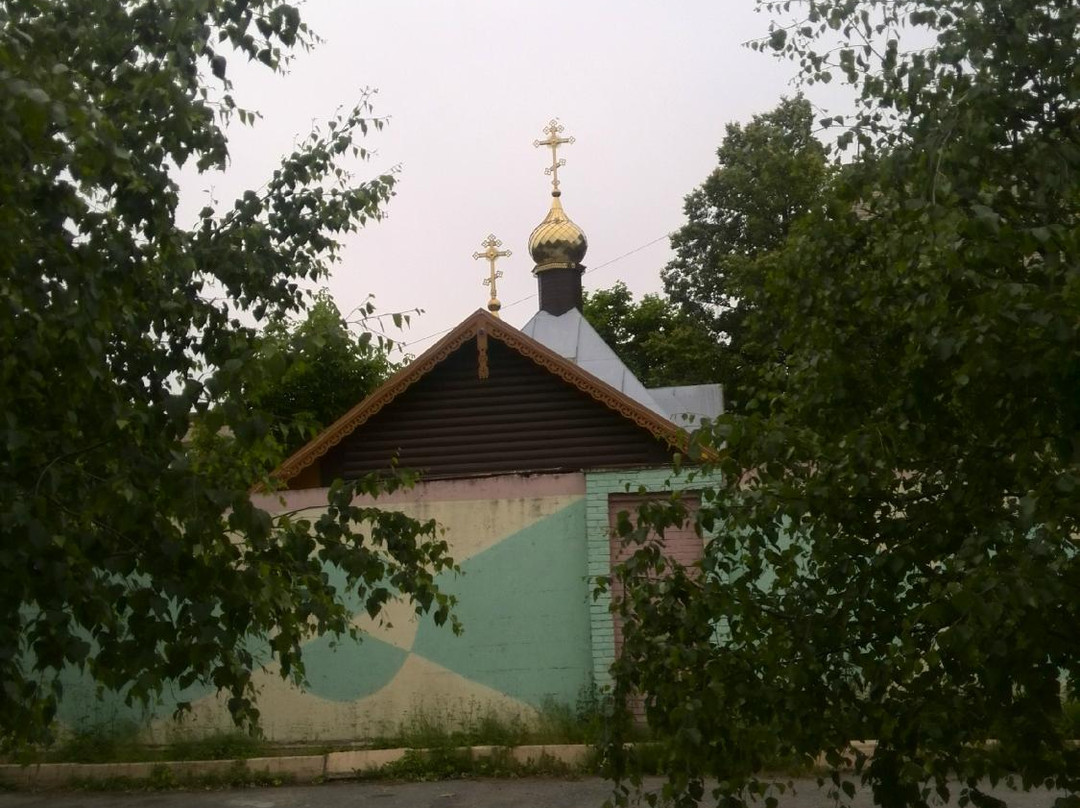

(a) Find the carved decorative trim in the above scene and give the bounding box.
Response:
[477,330,489,380]
[271,309,688,486]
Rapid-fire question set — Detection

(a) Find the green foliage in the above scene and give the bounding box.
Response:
[582,282,721,388]
[354,747,579,782]
[249,289,398,458]
[0,0,456,750]
[606,1,1080,806]
[662,96,829,409]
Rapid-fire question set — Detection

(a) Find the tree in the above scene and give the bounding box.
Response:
[582,282,722,388]
[249,290,398,458]
[661,96,828,409]
[605,1,1080,806]
[0,1,456,749]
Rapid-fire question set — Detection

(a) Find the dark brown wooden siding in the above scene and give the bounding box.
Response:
[538,267,584,315]
[319,337,675,482]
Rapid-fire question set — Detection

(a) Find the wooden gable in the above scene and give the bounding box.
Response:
[273,310,687,489]
[318,337,674,483]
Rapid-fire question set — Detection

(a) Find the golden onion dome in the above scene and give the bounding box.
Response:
[528,191,588,270]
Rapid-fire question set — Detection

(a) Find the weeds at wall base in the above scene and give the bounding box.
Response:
[0,688,616,789]
[6,688,615,767]
[5,728,272,766]
[351,747,593,782]
[65,762,295,793]
[363,691,613,751]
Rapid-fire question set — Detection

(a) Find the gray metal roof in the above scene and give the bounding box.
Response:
[520,309,724,427]
[521,309,665,415]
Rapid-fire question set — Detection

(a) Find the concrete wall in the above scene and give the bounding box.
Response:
[57,473,593,743]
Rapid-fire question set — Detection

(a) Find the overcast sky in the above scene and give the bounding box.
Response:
[179,0,851,356]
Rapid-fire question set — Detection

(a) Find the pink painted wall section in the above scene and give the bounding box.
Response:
[253,472,586,513]
[608,493,704,663]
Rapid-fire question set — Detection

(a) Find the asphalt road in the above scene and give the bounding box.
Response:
[2,777,1071,808]
[0,777,1071,808]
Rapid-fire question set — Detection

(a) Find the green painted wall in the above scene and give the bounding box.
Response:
[412,500,592,707]
[52,475,593,742]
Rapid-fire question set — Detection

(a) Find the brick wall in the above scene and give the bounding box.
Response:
[584,467,718,691]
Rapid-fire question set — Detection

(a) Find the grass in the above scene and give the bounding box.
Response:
[5,726,273,766]
[3,689,609,758]
[365,697,606,751]
[66,762,295,792]
[41,722,147,765]
[164,732,268,762]
[0,705,826,791]
[353,747,588,781]
[0,687,615,788]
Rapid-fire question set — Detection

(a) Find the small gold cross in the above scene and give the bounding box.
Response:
[473,234,511,318]
[533,118,575,193]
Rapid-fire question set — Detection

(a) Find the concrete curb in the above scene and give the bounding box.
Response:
[0,741,879,790]
[0,754,327,790]
[0,743,596,790]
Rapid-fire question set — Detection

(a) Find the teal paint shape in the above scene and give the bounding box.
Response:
[296,562,409,702]
[411,499,591,707]
[301,632,408,702]
[54,629,406,728]
[51,630,278,730]
[53,667,216,730]
[318,564,368,616]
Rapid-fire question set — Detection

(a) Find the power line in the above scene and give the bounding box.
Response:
[584,231,674,276]
[400,230,675,348]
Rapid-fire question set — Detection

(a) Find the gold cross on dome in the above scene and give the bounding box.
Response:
[473,234,511,318]
[533,119,575,192]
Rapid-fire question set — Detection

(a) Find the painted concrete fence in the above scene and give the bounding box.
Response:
[57,467,697,743]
